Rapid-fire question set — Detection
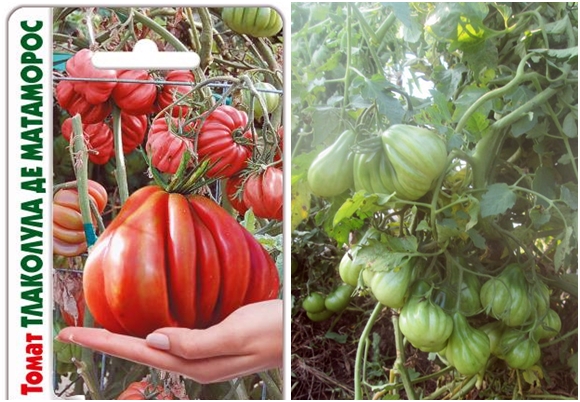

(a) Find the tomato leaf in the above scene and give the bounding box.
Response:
[325,331,347,344]
[291,180,311,231]
[480,183,516,217]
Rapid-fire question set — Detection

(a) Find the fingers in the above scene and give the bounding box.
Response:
[55,327,273,384]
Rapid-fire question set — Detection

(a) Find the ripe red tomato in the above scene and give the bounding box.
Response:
[225,174,249,216]
[112,70,157,116]
[197,105,253,178]
[242,167,283,221]
[116,381,173,400]
[121,112,148,154]
[157,70,195,117]
[145,116,195,174]
[53,180,108,257]
[65,49,117,105]
[55,80,112,124]
[83,186,280,337]
[61,118,114,165]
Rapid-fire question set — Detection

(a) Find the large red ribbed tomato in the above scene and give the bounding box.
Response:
[116,381,173,400]
[55,80,112,124]
[197,105,253,178]
[145,116,195,173]
[53,180,108,257]
[225,174,249,216]
[157,70,195,117]
[242,167,283,221]
[61,118,114,165]
[65,49,117,105]
[121,112,148,154]
[112,70,157,116]
[83,186,280,337]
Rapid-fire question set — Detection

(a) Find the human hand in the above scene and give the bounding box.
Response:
[56,299,283,384]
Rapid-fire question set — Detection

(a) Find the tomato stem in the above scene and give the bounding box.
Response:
[112,106,129,205]
[392,313,417,400]
[354,302,382,400]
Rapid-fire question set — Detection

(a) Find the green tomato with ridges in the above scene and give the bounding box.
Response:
[221,7,282,38]
[498,327,541,369]
[244,82,280,119]
[339,249,363,287]
[378,125,448,200]
[445,312,491,376]
[533,309,562,340]
[368,261,414,309]
[479,321,505,356]
[399,292,453,352]
[307,130,356,197]
[306,309,334,322]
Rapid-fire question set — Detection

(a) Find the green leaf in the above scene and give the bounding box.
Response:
[452,85,492,124]
[529,206,551,228]
[325,331,348,344]
[311,107,343,145]
[291,180,312,231]
[560,183,578,210]
[242,209,257,234]
[333,191,382,227]
[355,241,411,272]
[467,228,486,249]
[480,183,516,217]
[554,227,573,273]
[351,74,406,124]
[562,112,578,138]
[532,167,557,208]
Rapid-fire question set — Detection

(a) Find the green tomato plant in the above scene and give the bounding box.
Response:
[291,2,577,400]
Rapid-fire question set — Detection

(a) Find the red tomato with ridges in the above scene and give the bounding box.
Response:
[146,116,195,174]
[158,70,195,117]
[55,80,112,124]
[121,112,148,154]
[197,105,253,178]
[242,167,283,220]
[65,49,117,105]
[113,70,157,116]
[225,174,249,216]
[61,118,114,165]
[82,186,279,337]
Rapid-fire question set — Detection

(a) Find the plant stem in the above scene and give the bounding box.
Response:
[354,302,383,400]
[392,313,417,400]
[112,107,129,205]
[258,370,283,400]
[196,7,213,70]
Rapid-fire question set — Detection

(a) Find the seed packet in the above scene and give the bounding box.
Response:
[6,5,285,399]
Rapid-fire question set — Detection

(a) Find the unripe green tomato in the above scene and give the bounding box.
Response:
[325,284,354,313]
[445,313,491,376]
[302,292,326,314]
[307,130,356,198]
[480,264,533,327]
[369,265,413,309]
[533,309,562,340]
[479,321,505,356]
[306,309,334,322]
[221,7,282,38]
[531,281,551,319]
[245,82,280,119]
[499,328,541,370]
[399,296,453,352]
[338,250,363,287]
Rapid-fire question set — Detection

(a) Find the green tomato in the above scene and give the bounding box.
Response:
[244,82,280,119]
[325,284,355,313]
[499,328,541,370]
[480,264,532,327]
[445,313,491,376]
[307,130,356,198]
[436,271,482,317]
[306,309,334,322]
[399,294,453,352]
[479,321,505,356]
[338,249,363,287]
[353,151,396,196]
[369,264,414,309]
[531,281,551,319]
[533,309,562,340]
[302,292,326,314]
[221,7,282,38]
[378,125,448,201]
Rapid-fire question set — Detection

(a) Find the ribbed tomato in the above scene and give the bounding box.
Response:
[225,174,249,216]
[197,105,253,178]
[242,166,283,220]
[112,70,157,115]
[221,7,283,38]
[52,180,108,257]
[158,70,195,117]
[55,80,112,124]
[146,116,195,174]
[61,118,114,165]
[65,49,117,105]
[83,186,280,337]
[121,112,148,154]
